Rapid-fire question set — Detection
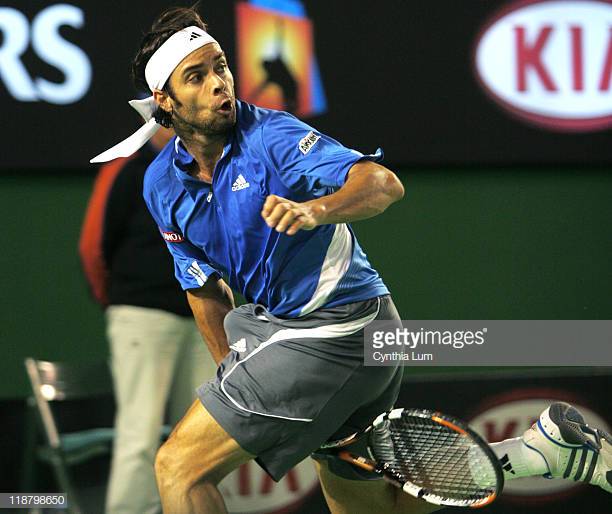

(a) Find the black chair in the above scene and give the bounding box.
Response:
[22,358,116,514]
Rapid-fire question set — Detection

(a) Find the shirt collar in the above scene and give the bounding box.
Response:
[173,137,195,171]
[171,134,234,197]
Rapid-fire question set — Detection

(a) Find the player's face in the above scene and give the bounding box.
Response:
[165,43,236,135]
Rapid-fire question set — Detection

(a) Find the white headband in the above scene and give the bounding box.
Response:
[145,26,217,92]
[90,26,218,163]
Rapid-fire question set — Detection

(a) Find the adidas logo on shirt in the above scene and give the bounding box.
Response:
[231,174,250,191]
[187,261,207,287]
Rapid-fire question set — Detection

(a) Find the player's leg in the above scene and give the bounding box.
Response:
[304,296,430,513]
[313,459,441,514]
[489,402,611,493]
[155,399,253,514]
[105,306,183,514]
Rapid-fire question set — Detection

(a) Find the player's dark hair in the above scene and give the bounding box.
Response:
[132,4,208,127]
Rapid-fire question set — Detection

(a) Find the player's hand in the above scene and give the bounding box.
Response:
[261,195,319,236]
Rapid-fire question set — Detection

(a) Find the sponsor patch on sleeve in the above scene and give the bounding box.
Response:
[161,230,184,243]
[298,131,321,155]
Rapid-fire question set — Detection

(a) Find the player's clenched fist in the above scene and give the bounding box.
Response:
[261,194,320,236]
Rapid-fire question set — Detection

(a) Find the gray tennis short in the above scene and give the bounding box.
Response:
[197,295,403,482]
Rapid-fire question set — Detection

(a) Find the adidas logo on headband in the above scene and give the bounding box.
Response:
[189,31,201,41]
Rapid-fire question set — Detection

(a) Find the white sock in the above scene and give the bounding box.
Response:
[489,437,549,479]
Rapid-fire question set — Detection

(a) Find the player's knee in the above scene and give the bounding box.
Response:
[155,435,218,491]
[155,439,193,488]
[154,441,174,488]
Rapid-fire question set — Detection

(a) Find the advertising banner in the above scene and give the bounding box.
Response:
[2,0,611,170]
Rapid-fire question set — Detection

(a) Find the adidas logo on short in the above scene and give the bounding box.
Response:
[231,174,250,191]
[230,338,247,353]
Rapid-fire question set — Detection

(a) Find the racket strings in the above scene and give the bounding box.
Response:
[370,414,498,501]
[393,431,479,491]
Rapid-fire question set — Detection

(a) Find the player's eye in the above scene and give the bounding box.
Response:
[188,72,203,83]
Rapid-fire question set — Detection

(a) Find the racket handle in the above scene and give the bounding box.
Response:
[337,451,377,472]
[337,451,406,488]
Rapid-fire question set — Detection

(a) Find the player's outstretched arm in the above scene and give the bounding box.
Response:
[187,276,235,364]
[261,160,404,235]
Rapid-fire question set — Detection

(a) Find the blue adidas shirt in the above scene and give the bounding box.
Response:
[143,100,389,317]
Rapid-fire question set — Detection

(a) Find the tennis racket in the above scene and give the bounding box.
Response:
[319,407,503,508]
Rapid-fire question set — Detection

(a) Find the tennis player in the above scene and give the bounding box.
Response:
[91,6,611,513]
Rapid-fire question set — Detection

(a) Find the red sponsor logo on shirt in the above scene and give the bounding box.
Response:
[161,230,184,243]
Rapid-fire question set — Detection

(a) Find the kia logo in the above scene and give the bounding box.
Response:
[474,0,612,132]
[219,459,319,513]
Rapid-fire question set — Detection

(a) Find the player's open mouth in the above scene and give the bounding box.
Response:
[218,99,233,113]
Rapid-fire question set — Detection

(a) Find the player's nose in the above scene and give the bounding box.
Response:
[210,74,228,96]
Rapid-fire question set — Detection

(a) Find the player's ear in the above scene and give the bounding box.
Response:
[153,89,172,114]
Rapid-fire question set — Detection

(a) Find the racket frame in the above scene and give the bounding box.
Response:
[320,407,504,509]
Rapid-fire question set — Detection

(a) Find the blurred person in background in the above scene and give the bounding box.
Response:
[79,124,216,514]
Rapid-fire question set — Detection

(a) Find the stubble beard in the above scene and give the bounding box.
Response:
[172,106,235,139]
[202,111,236,135]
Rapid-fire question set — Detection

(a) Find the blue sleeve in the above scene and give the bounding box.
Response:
[144,180,221,290]
[160,235,221,290]
[261,111,383,195]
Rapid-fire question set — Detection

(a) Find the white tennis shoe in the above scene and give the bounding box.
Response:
[522,402,612,493]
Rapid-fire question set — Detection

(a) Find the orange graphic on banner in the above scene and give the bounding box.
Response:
[236,2,313,115]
